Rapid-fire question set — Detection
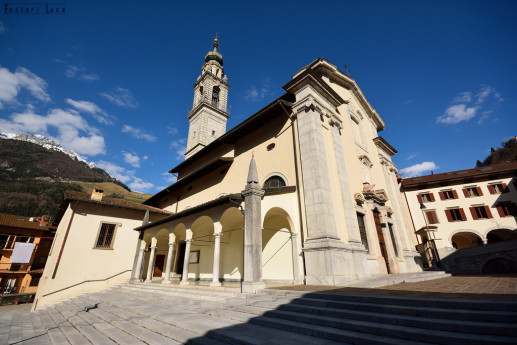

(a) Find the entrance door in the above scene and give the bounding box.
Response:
[153,255,165,277]
[175,242,186,278]
[373,210,390,274]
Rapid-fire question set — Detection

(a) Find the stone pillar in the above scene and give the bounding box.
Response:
[162,242,175,284]
[391,172,417,249]
[180,239,192,285]
[241,155,265,293]
[290,233,302,284]
[210,233,222,287]
[133,248,146,281]
[145,245,156,283]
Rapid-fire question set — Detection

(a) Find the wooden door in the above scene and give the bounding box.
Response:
[153,255,165,277]
[373,210,390,274]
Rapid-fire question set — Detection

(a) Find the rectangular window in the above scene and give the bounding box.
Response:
[418,192,435,203]
[470,205,493,220]
[424,210,439,224]
[466,187,480,197]
[388,223,399,257]
[445,208,466,222]
[0,234,7,249]
[496,202,517,217]
[489,183,508,194]
[95,223,116,249]
[443,190,454,199]
[450,209,462,221]
[357,213,369,253]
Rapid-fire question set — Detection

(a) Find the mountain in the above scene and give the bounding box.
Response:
[0,132,96,168]
[0,138,151,218]
[476,137,517,167]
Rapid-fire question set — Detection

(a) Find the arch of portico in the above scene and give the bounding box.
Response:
[450,230,484,249]
[486,227,517,244]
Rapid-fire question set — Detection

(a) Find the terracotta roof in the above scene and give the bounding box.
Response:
[64,191,171,215]
[402,161,517,187]
[0,213,53,231]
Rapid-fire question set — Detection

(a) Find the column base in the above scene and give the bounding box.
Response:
[162,279,172,284]
[144,279,153,283]
[179,280,190,285]
[241,281,265,293]
[210,281,221,287]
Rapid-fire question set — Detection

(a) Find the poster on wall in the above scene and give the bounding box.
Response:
[189,251,200,264]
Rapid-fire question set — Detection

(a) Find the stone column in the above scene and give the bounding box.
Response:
[180,239,192,285]
[162,242,175,284]
[391,172,416,249]
[145,245,156,283]
[210,233,222,287]
[133,248,146,281]
[290,233,302,284]
[241,155,266,293]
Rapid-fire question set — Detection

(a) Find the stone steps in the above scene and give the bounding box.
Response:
[10,282,517,344]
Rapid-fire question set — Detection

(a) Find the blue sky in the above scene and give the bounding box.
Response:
[0,0,516,193]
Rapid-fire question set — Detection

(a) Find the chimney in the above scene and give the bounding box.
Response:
[91,187,104,201]
[39,215,49,227]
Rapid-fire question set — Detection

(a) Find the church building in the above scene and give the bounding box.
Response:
[133,38,422,291]
[34,39,423,309]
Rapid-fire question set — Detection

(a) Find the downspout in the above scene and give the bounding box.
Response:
[52,201,77,279]
[280,101,307,280]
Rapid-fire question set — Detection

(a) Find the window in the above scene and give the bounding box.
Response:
[417,193,435,203]
[463,186,482,197]
[263,175,286,188]
[357,213,369,253]
[488,183,508,194]
[424,210,439,224]
[439,190,458,200]
[211,86,220,108]
[388,224,399,257]
[0,234,7,249]
[95,223,117,249]
[445,208,466,222]
[496,202,517,217]
[470,205,493,220]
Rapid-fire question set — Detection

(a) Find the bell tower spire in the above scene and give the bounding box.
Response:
[185,35,230,159]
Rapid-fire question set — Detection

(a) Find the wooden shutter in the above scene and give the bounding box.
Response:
[484,206,493,218]
[459,208,467,221]
[496,205,505,217]
[439,192,445,200]
[462,188,469,197]
[488,185,496,194]
[427,211,438,224]
[429,193,435,202]
[470,207,478,220]
[502,183,509,193]
[445,210,453,222]
[476,187,483,196]
[452,190,459,199]
[417,194,423,203]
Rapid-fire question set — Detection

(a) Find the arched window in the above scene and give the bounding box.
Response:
[212,86,220,107]
[263,175,286,188]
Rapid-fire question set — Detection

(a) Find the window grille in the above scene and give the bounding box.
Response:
[95,223,116,248]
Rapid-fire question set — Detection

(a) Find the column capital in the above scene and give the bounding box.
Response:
[168,242,176,247]
[150,246,157,250]
[184,239,192,243]
[291,232,298,239]
[140,248,146,253]
[214,232,223,238]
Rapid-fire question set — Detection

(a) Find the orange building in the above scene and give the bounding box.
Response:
[0,213,55,294]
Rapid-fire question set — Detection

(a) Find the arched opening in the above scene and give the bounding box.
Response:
[188,216,214,281]
[212,86,220,108]
[451,232,483,249]
[172,223,186,277]
[486,228,517,244]
[219,207,244,282]
[262,175,286,189]
[141,232,153,280]
[262,207,294,281]
[153,229,170,279]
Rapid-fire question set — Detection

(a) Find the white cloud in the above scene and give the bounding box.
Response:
[121,125,156,142]
[453,92,471,103]
[438,86,502,125]
[65,98,113,124]
[162,172,177,184]
[129,177,155,193]
[0,66,50,108]
[101,87,138,108]
[0,107,106,156]
[400,161,438,178]
[123,152,141,168]
[0,21,6,34]
[437,104,478,124]
[95,161,133,183]
[244,78,272,102]
[167,125,178,135]
[65,65,99,82]
[170,139,186,160]
[406,154,417,160]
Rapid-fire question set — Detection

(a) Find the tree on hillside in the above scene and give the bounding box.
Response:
[477,137,517,166]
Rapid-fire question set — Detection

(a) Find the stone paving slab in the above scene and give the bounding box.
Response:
[272,274,517,300]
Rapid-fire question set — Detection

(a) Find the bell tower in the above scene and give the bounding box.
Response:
[185,36,230,159]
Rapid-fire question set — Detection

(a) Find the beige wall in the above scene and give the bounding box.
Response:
[33,202,162,310]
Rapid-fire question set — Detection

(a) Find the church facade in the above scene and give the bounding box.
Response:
[133,39,423,291]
